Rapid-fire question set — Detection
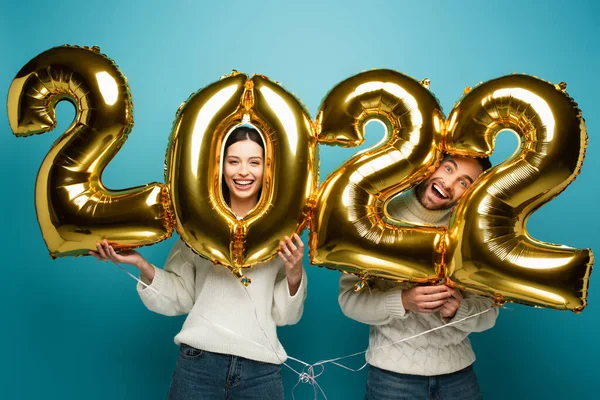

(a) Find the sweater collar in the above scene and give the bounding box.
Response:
[406,189,451,224]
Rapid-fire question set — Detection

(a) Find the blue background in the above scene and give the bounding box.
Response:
[1,0,598,399]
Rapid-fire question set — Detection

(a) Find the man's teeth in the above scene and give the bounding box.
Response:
[432,184,448,199]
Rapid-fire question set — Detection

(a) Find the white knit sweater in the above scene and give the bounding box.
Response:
[137,239,307,364]
[339,190,498,376]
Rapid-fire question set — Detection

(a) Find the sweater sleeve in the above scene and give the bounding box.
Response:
[136,240,197,316]
[338,273,408,325]
[443,291,499,332]
[271,260,307,326]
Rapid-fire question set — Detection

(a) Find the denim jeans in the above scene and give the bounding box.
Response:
[167,344,284,400]
[365,364,483,400]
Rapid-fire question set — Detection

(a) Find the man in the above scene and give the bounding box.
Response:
[339,155,498,400]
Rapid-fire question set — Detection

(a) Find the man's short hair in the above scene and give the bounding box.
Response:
[476,157,492,172]
[443,153,492,173]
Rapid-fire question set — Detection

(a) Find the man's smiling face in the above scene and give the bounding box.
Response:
[415,156,484,210]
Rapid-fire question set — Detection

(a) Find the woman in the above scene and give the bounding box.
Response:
[91,126,307,400]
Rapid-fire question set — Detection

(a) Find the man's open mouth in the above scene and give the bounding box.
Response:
[432,183,448,199]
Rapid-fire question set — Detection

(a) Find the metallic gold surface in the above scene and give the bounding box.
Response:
[10,46,593,302]
[444,74,593,312]
[166,73,317,278]
[7,45,173,257]
[310,70,446,283]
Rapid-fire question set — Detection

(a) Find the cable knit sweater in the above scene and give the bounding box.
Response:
[137,239,307,365]
[339,190,498,376]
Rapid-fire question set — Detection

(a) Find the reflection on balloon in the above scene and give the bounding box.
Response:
[7,45,173,258]
[166,72,318,284]
[444,74,593,312]
[309,69,446,287]
[8,45,593,305]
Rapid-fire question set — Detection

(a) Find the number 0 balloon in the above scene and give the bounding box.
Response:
[166,72,317,283]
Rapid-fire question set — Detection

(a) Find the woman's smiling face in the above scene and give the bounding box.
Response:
[223,139,264,205]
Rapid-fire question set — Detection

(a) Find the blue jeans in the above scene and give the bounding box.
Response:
[365,364,482,400]
[167,344,284,400]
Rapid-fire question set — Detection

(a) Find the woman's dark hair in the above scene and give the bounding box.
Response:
[221,126,265,206]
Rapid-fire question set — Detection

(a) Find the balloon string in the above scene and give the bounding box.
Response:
[109,261,494,400]
[311,307,493,368]
[111,262,311,375]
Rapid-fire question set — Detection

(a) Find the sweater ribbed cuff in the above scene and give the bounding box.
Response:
[385,286,407,318]
[136,265,163,297]
[288,267,307,299]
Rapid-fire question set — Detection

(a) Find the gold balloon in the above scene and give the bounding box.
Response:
[7,45,173,257]
[309,70,446,286]
[444,74,593,312]
[10,45,594,305]
[166,72,317,284]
